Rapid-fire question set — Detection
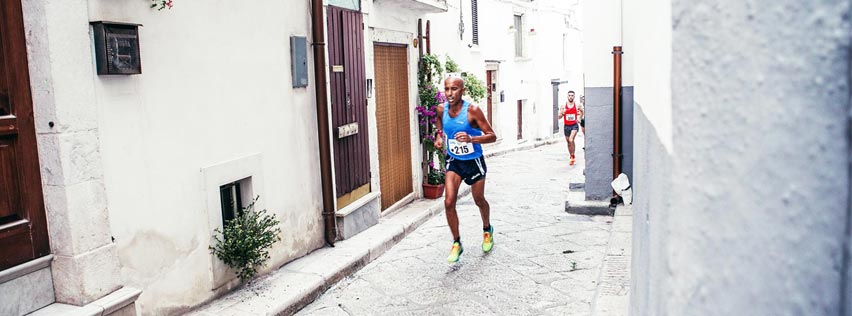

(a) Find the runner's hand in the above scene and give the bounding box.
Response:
[454,132,472,143]
[434,136,443,149]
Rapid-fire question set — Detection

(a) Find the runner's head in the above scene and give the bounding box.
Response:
[444,76,465,106]
[567,90,575,103]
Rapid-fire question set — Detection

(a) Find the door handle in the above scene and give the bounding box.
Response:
[0,124,16,136]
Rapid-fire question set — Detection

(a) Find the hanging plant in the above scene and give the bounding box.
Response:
[150,0,174,10]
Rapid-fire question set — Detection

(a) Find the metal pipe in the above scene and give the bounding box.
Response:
[612,46,623,180]
[426,20,431,55]
[311,0,337,246]
[552,79,560,134]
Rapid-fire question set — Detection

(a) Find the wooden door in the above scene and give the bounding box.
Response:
[0,0,50,271]
[486,70,493,123]
[517,100,523,140]
[328,6,371,208]
[374,44,412,210]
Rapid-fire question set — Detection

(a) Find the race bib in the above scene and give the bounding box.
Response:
[565,114,576,121]
[448,139,475,156]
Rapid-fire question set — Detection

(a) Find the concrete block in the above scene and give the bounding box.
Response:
[52,244,122,305]
[36,131,105,187]
[0,266,55,316]
[37,134,65,186]
[335,193,380,240]
[42,180,112,257]
[56,131,105,186]
[565,199,613,216]
[65,180,112,254]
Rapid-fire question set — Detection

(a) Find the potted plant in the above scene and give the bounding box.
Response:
[417,54,446,199]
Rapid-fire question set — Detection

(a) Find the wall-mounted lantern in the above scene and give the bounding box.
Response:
[91,21,142,75]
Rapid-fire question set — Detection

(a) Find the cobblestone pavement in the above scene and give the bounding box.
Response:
[297,137,615,316]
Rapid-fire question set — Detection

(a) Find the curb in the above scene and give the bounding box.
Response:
[590,204,633,316]
[188,140,559,316]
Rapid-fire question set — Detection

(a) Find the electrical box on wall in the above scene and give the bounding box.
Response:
[290,36,308,88]
[91,21,142,75]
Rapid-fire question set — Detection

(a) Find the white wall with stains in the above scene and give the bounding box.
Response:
[629,0,852,314]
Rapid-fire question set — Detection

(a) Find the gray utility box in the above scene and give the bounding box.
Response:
[291,36,308,88]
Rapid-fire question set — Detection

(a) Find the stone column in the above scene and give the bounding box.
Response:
[22,0,123,306]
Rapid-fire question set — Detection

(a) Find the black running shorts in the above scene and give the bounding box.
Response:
[446,156,487,185]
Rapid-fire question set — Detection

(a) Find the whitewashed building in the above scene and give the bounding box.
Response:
[0,0,449,315]
[425,0,582,145]
[584,0,852,314]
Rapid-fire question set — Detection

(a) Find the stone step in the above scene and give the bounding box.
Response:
[0,255,55,316]
[335,192,381,240]
[28,287,141,316]
[566,183,613,216]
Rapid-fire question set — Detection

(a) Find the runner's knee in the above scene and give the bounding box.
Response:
[444,196,457,210]
[473,195,488,207]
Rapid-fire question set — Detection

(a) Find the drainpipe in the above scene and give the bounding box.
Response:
[311,0,337,246]
[612,46,623,180]
[552,79,560,134]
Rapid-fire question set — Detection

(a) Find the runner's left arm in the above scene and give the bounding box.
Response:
[467,105,497,144]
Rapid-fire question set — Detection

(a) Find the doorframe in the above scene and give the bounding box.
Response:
[0,0,50,270]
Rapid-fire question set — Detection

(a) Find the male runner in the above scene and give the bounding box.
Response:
[559,91,581,165]
[434,76,497,263]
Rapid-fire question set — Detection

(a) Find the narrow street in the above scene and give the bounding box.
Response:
[297,136,618,315]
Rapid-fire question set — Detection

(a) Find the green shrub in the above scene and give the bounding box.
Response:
[209,197,281,282]
[461,72,486,103]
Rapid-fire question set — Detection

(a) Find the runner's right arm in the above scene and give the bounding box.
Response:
[433,104,444,149]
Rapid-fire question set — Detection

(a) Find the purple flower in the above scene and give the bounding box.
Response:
[429,161,435,168]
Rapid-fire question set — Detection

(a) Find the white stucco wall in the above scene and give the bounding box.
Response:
[581,0,621,88]
[629,0,852,314]
[626,0,672,314]
[82,2,325,314]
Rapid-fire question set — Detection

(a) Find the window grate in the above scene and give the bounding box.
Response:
[219,181,243,228]
[471,0,479,45]
[514,15,524,57]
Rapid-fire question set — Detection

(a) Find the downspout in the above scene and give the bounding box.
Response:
[311,0,337,246]
[612,46,623,180]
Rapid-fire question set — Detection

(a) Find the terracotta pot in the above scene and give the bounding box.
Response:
[422,183,445,199]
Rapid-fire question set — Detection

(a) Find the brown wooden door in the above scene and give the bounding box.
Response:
[328,6,371,208]
[517,100,523,140]
[374,44,412,211]
[0,0,50,271]
[486,70,493,123]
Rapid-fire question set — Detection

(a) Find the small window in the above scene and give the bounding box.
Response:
[219,181,243,227]
[471,0,479,45]
[514,15,524,57]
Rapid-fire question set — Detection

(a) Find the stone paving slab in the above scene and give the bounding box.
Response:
[296,135,628,316]
[187,137,565,316]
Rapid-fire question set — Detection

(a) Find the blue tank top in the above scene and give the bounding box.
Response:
[442,100,483,160]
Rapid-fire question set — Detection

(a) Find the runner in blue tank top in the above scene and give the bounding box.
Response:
[434,76,497,263]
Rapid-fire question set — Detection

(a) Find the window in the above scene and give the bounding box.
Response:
[471,0,479,45]
[514,15,524,57]
[219,181,243,227]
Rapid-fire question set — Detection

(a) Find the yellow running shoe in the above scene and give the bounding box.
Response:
[447,241,463,263]
[482,226,494,253]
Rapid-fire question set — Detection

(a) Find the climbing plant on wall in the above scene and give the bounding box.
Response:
[150,0,174,10]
